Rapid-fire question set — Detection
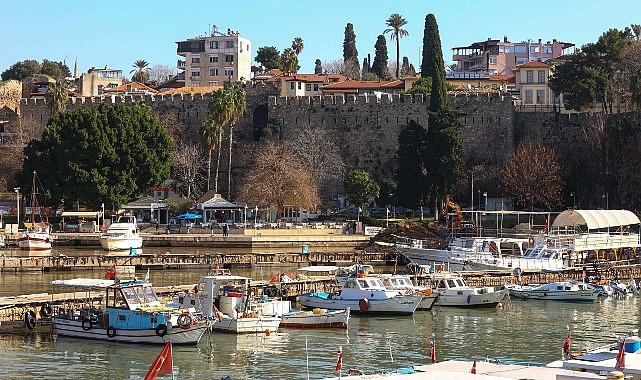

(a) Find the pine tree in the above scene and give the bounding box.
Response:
[343,23,360,79]
[371,35,389,79]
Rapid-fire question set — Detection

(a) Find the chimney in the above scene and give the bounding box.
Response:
[538,39,542,44]
[504,35,508,43]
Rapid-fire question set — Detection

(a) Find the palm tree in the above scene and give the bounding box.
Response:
[631,24,641,41]
[384,14,409,79]
[45,81,68,116]
[281,48,298,73]
[292,37,304,56]
[200,116,222,191]
[130,59,150,83]
[225,82,246,197]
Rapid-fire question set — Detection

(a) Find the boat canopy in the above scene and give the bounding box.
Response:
[552,209,640,230]
[51,278,116,289]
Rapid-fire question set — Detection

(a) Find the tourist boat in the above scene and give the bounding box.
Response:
[51,278,208,344]
[378,273,439,310]
[507,280,601,302]
[100,214,143,251]
[431,274,507,308]
[547,329,641,378]
[18,171,52,251]
[298,275,422,315]
[170,275,281,334]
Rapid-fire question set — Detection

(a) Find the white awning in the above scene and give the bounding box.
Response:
[552,209,640,230]
[51,278,115,289]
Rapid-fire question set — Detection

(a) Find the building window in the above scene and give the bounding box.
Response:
[514,44,527,53]
[536,90,545,104]
[537,70,545,83]
[224,68,234,77]
[191,57,200,64]
[543,45,553,54]
[290,82,295,90]
[516,57,528,64]
[524,90,533,104]
[225,54,234,63]
[530,45,539,53]
[209,56,218,63]
[526,70,534,83]
[498,45,504,53]
[191,71,200,77]
[305,84,311,91]
[504,45,514,53]
[210,68,218,76]
[488,56,497,65]
[313,84,319,91]
[210,41,218,49]
[209,81,219,86]
[298,82,302,90]
[225,41,234,48]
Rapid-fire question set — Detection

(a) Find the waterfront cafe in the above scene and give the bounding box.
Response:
[120,195,170,224]
[196,191,248,226]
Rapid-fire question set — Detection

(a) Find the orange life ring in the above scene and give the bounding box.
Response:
[546,239,553,247]
[528,237,535,246]
[177,312,194,329]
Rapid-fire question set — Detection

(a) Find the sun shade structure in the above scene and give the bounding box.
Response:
[552,209,640,230]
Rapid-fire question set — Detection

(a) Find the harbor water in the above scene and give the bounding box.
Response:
[0,247,640,379]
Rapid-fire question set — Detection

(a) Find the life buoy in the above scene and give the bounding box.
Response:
[155,323,168,337]
[177,312,194,329]
[107,326,117,338]
[359,298,369,312]
[23,310,36,330]
[528,237,535,247]
[546,239,553,247]
[40,303,53,318]
[82,318,93,331]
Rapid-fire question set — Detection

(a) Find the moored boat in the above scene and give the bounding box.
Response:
[431,274,507,308]
[51,277,207,344]
[379,273,439,311]
[18,171,52,251]
[100,214,143,251]
[507,280,600,302]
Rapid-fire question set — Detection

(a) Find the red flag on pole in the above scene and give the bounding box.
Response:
[616,338,626,371]
[471,357,477,374]
[335,346,343,371]
[429,334,436,363]
[145,342,173,380]
[105,264,116,280]
[563,333,571,355]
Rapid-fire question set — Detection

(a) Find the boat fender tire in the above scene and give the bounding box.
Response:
[281,288,288,298]
[155,324,168,337]
[40,303,53,318]
[546,239,553,247]
[23,310,37,330]
[359,298,369,313]
[107,326,117,338]
[512,267,522,277]
[177,312,194,330]
[82,318,93,331]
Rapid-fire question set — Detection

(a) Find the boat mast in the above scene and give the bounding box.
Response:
[31,171,36,226]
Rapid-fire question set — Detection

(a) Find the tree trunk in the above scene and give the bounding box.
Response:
[207,148,212,190]
[214,129,223,193]
[227,124,234,198]
[396,36,400,78]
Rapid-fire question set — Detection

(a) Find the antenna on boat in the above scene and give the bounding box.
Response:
[305,333,310,380]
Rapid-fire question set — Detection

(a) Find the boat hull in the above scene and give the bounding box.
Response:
[52,317,207,344]
[435,288,507,308]
[99,235,143,251]
[18,232,52,250]
[279,309,350,329]
[508,289,598,302]
[298,293,421,315]
[211,317,280,333]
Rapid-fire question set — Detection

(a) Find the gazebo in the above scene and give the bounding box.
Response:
[196,191,246,225]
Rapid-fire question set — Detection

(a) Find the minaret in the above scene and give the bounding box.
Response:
[74,57,78,79]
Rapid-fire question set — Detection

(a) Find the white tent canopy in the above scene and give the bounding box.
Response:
[552,209,640,230]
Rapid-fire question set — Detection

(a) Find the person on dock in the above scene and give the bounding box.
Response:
[222,223,228,237]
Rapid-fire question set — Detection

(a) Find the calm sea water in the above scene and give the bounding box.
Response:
[0,247,640,379]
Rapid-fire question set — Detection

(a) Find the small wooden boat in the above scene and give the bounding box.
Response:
[432,274,507,308]
[278,308,350,329]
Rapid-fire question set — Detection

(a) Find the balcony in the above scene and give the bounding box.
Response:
[177,60,185,68]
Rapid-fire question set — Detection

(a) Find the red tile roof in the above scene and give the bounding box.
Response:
[160,86,223,95]
[321,79,403,91]
[104,81,159,94]
[513,60,552,70]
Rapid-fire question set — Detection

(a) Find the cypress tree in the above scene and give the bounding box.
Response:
[371,35,389,79]
[421,14,448,111]
[343,23,360,79]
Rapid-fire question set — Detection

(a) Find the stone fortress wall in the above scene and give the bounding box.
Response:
[17,86,570,196]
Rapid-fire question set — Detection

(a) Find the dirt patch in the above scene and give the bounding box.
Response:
[362,220,447,250]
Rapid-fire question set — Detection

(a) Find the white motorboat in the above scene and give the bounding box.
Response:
[431,274,507,308]
[298,275,422,315]
[547,329,641,377]
[379,273,439,310]
[51,278,208,344]
[18,171,52,251]
[278,308,350,329]
[507,280,600,302]
[100,214,143,251]
[170,275,281,334]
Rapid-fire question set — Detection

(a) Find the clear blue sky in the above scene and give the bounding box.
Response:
[3,0,641,78]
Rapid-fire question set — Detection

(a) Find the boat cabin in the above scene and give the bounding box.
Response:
[105,281,162,310]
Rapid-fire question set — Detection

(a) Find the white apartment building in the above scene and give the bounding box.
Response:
[176,26,252,86]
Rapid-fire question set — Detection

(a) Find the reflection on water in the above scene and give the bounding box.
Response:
[1,247,641,378]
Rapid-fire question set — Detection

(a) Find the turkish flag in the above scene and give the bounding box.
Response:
[471,357,477,374]
[335,347,343,371]
[145,342,173,380]
[429,340,436,363]
[104,264,116,280]
[563,333,571,354]
[616,339,626,371]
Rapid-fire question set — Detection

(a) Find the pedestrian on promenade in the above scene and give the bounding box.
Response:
[210,222,215,236]
[222,223,228,237]
[155,221,159,232]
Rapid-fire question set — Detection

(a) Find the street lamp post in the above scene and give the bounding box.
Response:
[602,193,609,209]
[244,205,248,231]
[386,208,390,229]
[14,187,20,232]
[254,206,258,235]
[483,192,488,211]
[570,193,575,209]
